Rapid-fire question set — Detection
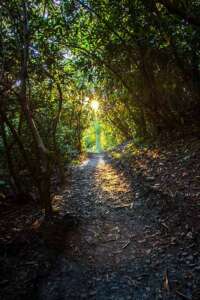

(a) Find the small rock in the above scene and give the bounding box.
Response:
[145,259,151,264]
[186,232,193,239]
[80,293,87,299]
[146,176,155,181]
[89,290,96,296]
[187,255,194,261]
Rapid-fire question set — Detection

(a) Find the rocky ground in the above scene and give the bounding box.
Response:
[0,137,200,300]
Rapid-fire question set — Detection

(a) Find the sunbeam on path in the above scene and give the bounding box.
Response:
[93,155,133,208]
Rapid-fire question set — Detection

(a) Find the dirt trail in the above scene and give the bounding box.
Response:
[38,154,197,300]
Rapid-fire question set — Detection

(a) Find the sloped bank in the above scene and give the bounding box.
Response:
[106,137,200,299]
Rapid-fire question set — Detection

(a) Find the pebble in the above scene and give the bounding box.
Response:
[186,231,193,239]
[146,176,155,181]
[187,255,194,261]
[89,290,96,296]
[80,293,87,298]
[145,259,151,264]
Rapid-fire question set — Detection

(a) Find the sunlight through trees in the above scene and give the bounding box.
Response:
[0,0,199,215]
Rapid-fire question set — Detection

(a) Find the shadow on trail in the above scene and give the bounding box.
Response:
[37,154,193,300]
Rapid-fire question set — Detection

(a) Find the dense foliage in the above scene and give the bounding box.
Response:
[0,0,200,215]
[67,0,200,138]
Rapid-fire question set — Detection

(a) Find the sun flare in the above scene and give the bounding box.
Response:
[91,100,99,111]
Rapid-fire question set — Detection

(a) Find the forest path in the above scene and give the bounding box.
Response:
[39,154,185,300]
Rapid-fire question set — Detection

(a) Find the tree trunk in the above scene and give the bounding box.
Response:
[19,1,53,217]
